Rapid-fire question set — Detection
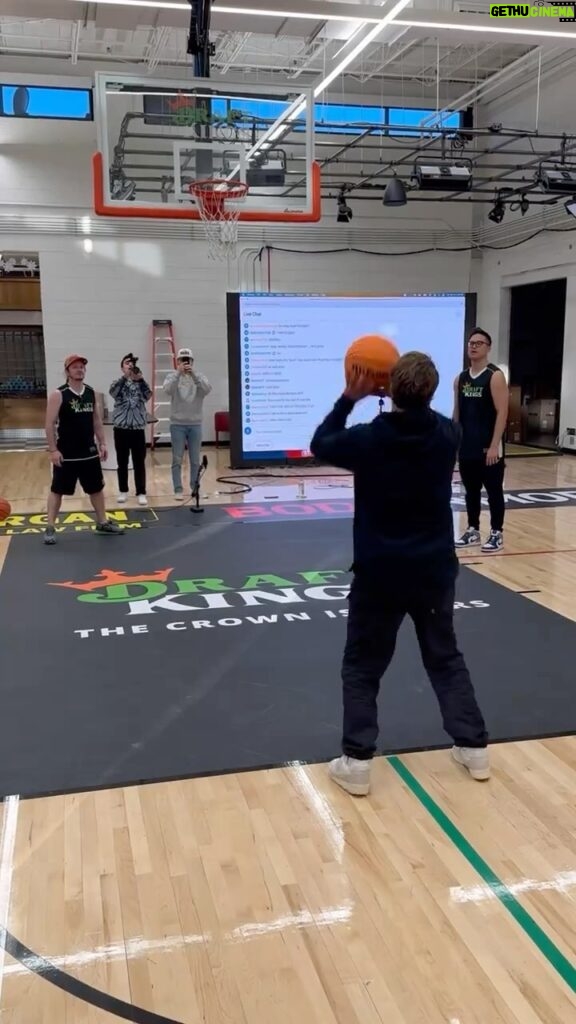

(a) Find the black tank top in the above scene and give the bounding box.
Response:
[457,364,503,460]
[57,384,98,461]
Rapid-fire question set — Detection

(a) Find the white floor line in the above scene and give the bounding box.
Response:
[0,795,20,1009]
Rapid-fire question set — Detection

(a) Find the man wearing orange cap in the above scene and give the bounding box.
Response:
[43,355,124,545]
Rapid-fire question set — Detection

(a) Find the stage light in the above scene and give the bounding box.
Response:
[488,199,505,224]
[383,177,407,207]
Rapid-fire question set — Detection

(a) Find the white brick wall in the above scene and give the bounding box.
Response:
[36,237,229,440]
[0,230,475,442]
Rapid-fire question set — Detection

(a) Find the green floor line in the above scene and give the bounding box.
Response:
[387,755,576,993]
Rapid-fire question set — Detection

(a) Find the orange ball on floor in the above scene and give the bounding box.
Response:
[344,334,400,394]
[0,497,12,522]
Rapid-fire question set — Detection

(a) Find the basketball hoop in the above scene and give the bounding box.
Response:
[189,179,249,261]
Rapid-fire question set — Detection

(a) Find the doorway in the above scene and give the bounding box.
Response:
[0,252,46,449]
[508,278,566,449]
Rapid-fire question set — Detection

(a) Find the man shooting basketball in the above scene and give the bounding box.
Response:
[454,328,509,552]
[44,355,125,545]
[310,352,489,796]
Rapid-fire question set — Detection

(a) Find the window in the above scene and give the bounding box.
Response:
[312,102,385,134]
[387,107,461,136]
[140,93,464,137]
[0,85,93,121]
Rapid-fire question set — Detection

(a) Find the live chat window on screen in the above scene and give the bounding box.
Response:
[239,294,466,456]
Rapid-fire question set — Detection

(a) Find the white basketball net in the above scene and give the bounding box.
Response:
[190,179,248,261]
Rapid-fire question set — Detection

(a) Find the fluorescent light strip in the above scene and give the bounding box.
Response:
[394,17,576,41]
[213,5,374,20]
[238,0,411,167]
[314,0,413,96]
[69,0,189,7]
[69,0,576,38]
[68,0,379,21]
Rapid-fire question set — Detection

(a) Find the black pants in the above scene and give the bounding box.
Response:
[341,579,488,760]
[113,428,147,495]
[459,457,505,532]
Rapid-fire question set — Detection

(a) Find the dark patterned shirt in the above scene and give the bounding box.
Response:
[109,376,152,430]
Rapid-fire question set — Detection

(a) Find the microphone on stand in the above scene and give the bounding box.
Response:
[190,455,208,514]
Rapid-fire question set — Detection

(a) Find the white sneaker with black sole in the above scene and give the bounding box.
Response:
[328,755,371,796]
[451,746,490,781]
[455,527,481,548]
[481,530,503,552]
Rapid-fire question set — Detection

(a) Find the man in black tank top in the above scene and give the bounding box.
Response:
[453,328,509,552]
[44,354,124,545]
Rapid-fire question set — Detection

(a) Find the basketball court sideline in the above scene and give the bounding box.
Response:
[1,448,576,1023]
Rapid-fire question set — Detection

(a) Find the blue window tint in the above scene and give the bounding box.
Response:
[387,107,461,135]
[227,98,290,128]
[314,102,384,134]
[0,85,92,120]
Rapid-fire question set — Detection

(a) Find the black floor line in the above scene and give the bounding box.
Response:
[2,729,575,804]
[0,930,184,1024]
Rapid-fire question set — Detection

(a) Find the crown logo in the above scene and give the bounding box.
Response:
[48,568,173,592]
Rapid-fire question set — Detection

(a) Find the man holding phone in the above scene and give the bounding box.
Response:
[163,348,211,501]
[109,353,152,505]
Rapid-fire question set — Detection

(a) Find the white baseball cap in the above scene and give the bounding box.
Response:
[177,347,193,359]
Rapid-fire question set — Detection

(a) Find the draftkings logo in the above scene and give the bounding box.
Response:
[490,3,576,19]
[48,566,491,640]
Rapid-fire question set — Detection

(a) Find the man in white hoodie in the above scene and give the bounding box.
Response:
[163,347,211,500]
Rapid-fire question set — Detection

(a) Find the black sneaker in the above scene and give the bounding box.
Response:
[95,520,125,536]
[455,527,481,548]
[44,526,57,545]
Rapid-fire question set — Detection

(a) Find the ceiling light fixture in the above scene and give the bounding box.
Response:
[488,198,505,224]
[393,16,576,42]
[337,189,353,223]
[238,0,411,166]
[213,4,371,20]
[311,0,412,98]
[383,176,407,207]
[69,1,576,38]
[68,0,379,22]
[69,0,190,7]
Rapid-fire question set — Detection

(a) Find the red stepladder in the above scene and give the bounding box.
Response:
[150,319,177,448]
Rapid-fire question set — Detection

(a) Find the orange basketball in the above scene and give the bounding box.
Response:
[344,334,400,393]
[0,497,11,523]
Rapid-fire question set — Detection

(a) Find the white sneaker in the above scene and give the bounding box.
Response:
[138,495,148,506]
[452,746,490,781]
[174,493,185,502]
[328,755,371,796]
[117,493,128,504]
[455,527,481,548]
[481,530,503,553]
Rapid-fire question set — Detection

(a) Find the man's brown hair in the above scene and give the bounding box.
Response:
[390,351,439,410]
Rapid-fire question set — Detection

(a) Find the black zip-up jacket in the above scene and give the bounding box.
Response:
[310,396,460,591]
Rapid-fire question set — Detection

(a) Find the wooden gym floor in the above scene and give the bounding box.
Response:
[1,447,576,1023]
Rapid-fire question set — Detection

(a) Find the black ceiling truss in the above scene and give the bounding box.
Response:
[187,0,213,78]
